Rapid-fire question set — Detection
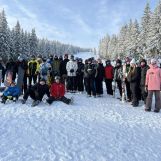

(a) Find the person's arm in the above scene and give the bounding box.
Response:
[45,86,50,98]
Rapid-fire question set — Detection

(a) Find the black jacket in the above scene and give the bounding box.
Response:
[140,65,149,86]
[59,59,69,76]
[84,63,96,79]
[31,83,50,101]
[96,63,105,81]
[77,62,84,77]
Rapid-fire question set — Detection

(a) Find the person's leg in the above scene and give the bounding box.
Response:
[33,75,37,84]
[29,75,32,86]
[73,76,77,91]
[117,80,122,97]
[86,78,91,96]
[60,96,71,104]
[154,91,161,112]
[46,97,56,105]
[145,91,153,111]
[90,78,96,96]
[125,79,131,101]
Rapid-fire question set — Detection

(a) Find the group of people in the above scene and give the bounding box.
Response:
[0,54,160,112]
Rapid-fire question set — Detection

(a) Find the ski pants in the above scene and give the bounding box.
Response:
[84,77,88,92]
[146,90,161,111]
[95,78,103,95]
[47,96,71,105]
[116,80,122,97]
[86,77,96,96]
[67,76,77,91]
[23,88,41,101]
[130,83,139,106]
[29,74,37,86]
[125,79,131,100]
[140,85,148,104]
[105,79,113,95]
[76,75,84,92]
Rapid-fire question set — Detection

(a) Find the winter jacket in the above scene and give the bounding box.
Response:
[96,63,105,81]
[3,86,21,97]
[40,62,51,76]
[140,65,149,87]
[59,59,69,76]
[50,82,65,98]
[127,66,141,84]
[114,66,123,81]
[28,60,39,75]
[84,63,96,79]
[31,83,50,100]
[145,64,161,91]
[76,62,84,77]
[66,60,78,77]
[105,65,113,80]
[52,59,60,76]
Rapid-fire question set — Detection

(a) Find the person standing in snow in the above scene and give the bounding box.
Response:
[21,78,50,107]
[124,57,132,102]
[46,76,73,105]
[104,60,114,95]
[145,59,161,113]
[28,55,39,86]
[52,55,60,77]
[95,59,104,96]
[76,58,84,93]
[66,55,78,92]
[140,59,149,104]
[39,57,52,81]
[114,59,122,99]
[59,54,69,84]
[127,59,141,107]
[84,58,96,97]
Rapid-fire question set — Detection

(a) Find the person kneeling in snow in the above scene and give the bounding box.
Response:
[21,78,50,107]
[1,81,21,104]
[46,76,73,105]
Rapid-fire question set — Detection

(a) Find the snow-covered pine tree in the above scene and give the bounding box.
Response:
[14,21,22,58]
[29,28,38,56]
[0,9,10,61]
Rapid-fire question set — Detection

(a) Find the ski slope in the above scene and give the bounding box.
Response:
[0,52,161,161]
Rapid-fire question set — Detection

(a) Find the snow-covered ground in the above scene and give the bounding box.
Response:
[0,52,161,161]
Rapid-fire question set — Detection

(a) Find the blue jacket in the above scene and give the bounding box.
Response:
[3,86,21,97]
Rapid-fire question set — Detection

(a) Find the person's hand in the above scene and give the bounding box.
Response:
[145,86,148,92]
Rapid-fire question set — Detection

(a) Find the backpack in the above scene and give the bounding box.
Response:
[41,63,48,76]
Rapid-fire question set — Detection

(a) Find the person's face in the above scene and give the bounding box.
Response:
[55,79,60,83]
[117,63,120,66]
[40,81,45,85]
[141,62,145,66]
[130,63,135,67]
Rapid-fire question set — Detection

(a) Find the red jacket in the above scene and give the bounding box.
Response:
[105,65,113,79]
[50,83,65,98]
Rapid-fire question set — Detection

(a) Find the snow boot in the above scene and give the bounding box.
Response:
[154,109,160,113]
[31,100,40,107]
[21,99,27,104]
[145,108,151,112]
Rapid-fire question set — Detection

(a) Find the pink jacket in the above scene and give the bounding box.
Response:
[145,64,161,90]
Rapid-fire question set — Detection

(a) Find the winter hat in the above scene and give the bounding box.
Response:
[70,55,74,60]
[151,58,157,65]
[106,60,111,65]
[55,76,60,80]
[116,59,122,65]
[130,58,136,65]
[40,78,46,82]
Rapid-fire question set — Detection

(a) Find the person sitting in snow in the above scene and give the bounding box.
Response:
[1,81,21,104]
[21,78,50,107]
[46,76,73,105]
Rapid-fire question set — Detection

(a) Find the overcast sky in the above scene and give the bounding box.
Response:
[0,0,158,48]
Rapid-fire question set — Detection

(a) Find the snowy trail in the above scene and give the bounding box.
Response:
[0,93,161,161]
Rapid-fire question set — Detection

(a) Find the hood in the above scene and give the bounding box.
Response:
[150,64,158,69]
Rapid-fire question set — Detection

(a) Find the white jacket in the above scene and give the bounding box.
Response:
[66,60,78,76]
